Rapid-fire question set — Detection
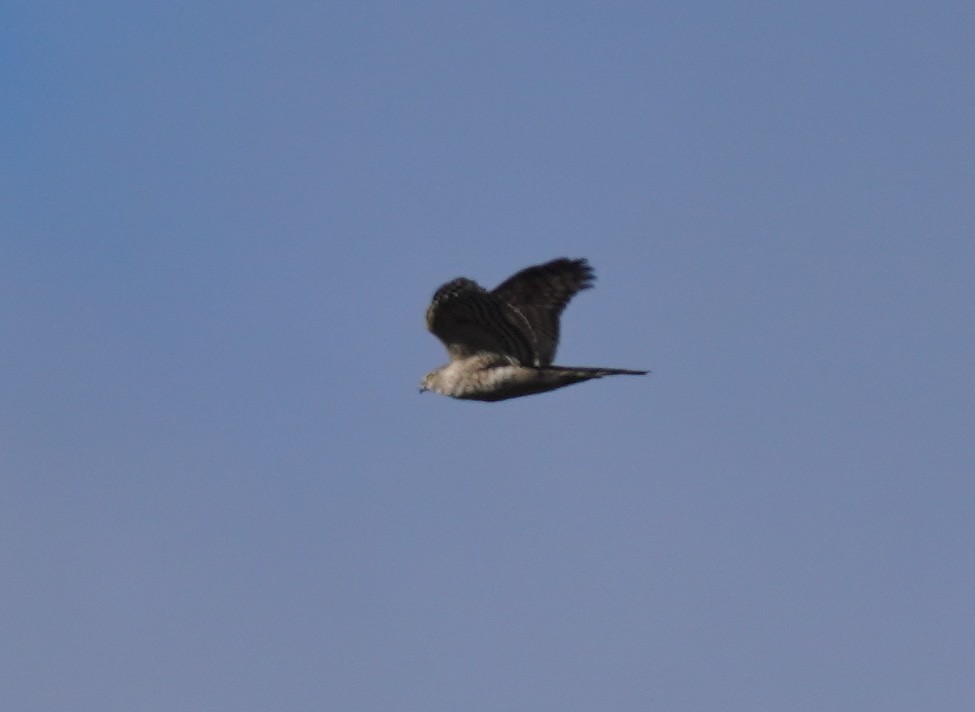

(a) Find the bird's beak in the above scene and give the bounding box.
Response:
[419,386,427,394]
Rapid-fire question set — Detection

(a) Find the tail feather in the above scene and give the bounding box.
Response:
[530,365,649,394]
[545,365,649,377]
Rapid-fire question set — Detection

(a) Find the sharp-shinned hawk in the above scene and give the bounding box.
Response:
[421,258,648,401]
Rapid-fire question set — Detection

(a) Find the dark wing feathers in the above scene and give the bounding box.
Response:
[426,258,595,367]
[490,258,594,366]
[426,278,535,364]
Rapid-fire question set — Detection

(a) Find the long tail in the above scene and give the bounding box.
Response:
[545,365,649,377]
[469,364,649,400]
[530,365,648,393]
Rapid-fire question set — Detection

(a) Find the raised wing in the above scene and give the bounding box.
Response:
[490,258,594,366]
[426,278,536,364]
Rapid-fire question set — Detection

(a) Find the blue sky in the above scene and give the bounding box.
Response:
[3,2,973,710]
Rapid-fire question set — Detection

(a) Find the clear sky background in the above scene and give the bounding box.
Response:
[3,2,973,710]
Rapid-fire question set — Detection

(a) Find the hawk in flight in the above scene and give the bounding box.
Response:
[421,258,648,401]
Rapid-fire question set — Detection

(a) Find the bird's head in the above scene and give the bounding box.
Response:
[419,370,437,394]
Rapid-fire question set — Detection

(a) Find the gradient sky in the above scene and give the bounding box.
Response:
[3,2,974,710]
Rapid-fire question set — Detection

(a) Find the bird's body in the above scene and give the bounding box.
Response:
[421,258,647,401]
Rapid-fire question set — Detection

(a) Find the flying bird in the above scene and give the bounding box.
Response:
[421,258,648,401]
